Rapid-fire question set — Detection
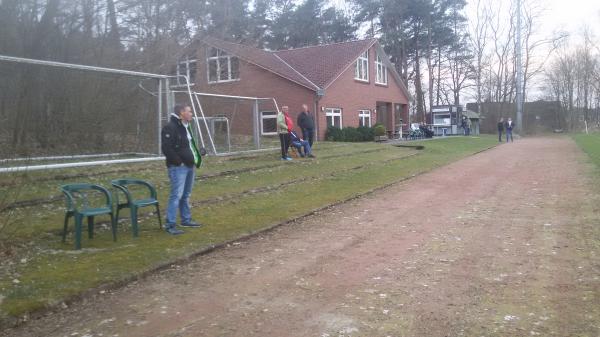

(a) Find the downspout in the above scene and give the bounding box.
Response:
[315,88,325,142]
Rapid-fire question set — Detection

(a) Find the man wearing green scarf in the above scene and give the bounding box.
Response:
[161,104,203,235]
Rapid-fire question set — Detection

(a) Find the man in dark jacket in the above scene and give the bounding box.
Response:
[504,117,515,142]
[297,104,315,147]
[497,117,504,142]
[161,104,203,235]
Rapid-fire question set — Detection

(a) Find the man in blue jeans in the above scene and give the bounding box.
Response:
[161,104,203,235]
[289,130,315,158]
[505,117,515,142]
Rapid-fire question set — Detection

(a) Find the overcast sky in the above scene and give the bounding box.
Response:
[330,0,600,43]
[533,0,600,40]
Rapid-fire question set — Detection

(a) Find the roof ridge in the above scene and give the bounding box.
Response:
[274,38,377,53]
[202,37,318,92]
[273,53,320,90]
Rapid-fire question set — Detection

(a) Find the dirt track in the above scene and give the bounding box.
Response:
[4,136,600,337]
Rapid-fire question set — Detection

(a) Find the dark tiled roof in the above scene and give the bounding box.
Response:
[202,36,319,90]
[274,39,377,89]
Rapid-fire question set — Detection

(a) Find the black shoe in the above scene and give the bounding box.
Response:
[180,221,203,228]
[165,225,185,235]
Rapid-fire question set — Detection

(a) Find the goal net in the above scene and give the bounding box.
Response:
[0,56,165,171]
[171,90,281,155]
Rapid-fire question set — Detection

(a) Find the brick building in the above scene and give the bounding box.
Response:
[174,37,411,140]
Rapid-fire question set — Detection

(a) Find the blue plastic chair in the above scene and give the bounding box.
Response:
[111,179,162,237]
[61,183,117,250]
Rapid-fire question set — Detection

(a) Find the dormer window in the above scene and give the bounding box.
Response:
[355,50,369,82]
[375,53,387,85]
[174,57,197,86]
[207,47,240,83]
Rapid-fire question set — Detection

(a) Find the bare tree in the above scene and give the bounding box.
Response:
[468,0,490,113]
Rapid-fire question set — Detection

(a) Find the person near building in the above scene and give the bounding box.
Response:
[277,105,292,161]
[289,130,315,158]
[296,104,315,147]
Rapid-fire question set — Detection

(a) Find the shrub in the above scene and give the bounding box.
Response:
[326,126,377,142]
[326,126,344,141]
[373,123,386,136]
[357,126,375,141]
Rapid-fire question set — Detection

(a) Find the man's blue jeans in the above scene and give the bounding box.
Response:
[506,129,513,142]
[166,165,195,225]
[292,140,311,156]
[301,128,314,147]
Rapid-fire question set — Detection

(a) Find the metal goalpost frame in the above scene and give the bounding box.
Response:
[169,90,281,155]
[0,54,169,173]
[0,55,283,173]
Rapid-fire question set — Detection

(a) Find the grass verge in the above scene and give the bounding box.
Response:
[0,136,497,324]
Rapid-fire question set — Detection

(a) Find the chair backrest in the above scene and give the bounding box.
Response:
[111,179,157,200]
[61,183,112,211]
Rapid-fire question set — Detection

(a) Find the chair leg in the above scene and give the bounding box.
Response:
[131,206,139,237]
[75,214,83,250]
[155,204,162,229]
[110,213,117,242]
[87,216,94,239]
[115,206,121,225]
[62,212,70,243]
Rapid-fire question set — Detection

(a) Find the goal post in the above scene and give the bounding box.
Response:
[0,55,282,173]
[0,55,168,173]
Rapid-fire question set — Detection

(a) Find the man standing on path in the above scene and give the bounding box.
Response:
[497,117,504,142]
[161,104,203,235]
[297,104,315,147]
[505,117,515,142]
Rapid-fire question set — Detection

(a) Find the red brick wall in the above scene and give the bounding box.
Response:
[191,44,315,136]
[189,43,409,140]
[317,45,409,139]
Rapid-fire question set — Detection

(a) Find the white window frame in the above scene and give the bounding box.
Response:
[207,47,240,83]
[260,111,277,135]
[174,57,197,86]
[358,109,372,127]
[355,50,369,82]
[325,108,343,128]
[375,53,388,85]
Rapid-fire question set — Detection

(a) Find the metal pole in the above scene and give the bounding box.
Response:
[0,156,165,173]
[516,0,523,134]
[253,100,260,150]
[0,54,166,79]
[158,78,163,156]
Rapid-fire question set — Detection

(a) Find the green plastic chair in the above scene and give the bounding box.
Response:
[111,179,162,237]
[61,183,117,250]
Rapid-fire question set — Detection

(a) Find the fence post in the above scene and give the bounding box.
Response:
[253,100,260,150]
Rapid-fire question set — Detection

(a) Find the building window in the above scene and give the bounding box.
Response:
[375,53,387,85]
[355,50,369,82]
[207,47,240,83]
[261,111,277,135]
[174,57,197,86]
[358,110,371,127]
[325,108,343,128]
[433,113,451,126]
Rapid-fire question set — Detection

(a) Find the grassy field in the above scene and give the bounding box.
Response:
[0,136,497,322]
[572,133,600,170]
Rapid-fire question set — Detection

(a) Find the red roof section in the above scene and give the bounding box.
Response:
[202,36,318,90]
[274,39,377,89]
[201,37,380,92]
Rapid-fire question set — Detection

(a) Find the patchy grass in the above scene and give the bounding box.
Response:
[0,136,497,320]
[572,133,600,170]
